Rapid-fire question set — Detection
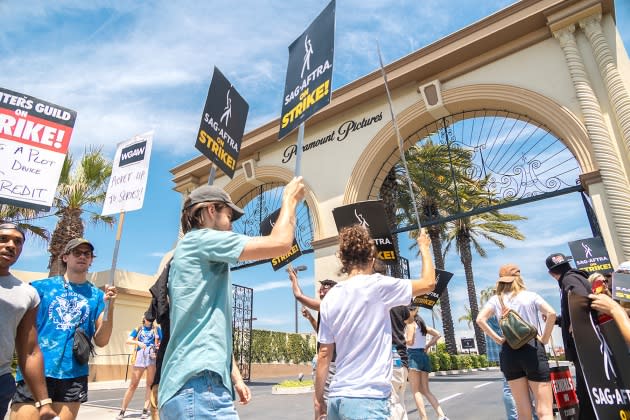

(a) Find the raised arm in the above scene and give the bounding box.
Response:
[288,266,320,311]
[410,229,436,296]
[239,177,305,261]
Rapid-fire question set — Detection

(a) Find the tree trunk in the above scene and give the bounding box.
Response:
[458,233,487,355]
[428,225,457,354]
[48,208,84,276]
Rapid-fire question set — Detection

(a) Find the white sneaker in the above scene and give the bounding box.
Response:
[115,412,125,420]
[140,409,149,419]
[438,416,450,420]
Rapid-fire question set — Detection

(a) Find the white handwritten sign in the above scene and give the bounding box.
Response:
[0,88,76,211]
[102,132,153,216]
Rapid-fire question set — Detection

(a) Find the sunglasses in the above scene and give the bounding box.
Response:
[71,249,93,258]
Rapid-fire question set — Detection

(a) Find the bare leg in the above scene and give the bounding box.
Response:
[408,369,428,420]
[418,371,445,418]
[507,377,533,420]
[529,380,554,420]
[143,365,156,411]
[11,402,80,420]
[120,367,146,412]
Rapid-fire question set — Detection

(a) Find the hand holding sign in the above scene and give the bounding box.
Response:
[416,228,431,252]
[282,176,306,206]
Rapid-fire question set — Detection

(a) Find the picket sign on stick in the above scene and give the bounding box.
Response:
[207,163,217,185]
[295,122,305,177]
[103,210,125,321]
[376,42,422,230]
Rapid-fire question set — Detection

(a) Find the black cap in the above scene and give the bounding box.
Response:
[319,279,337,287]
[546,253,572,270]
[185,185,244,221]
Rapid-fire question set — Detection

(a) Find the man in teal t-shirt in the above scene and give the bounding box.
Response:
[159,178,305,419]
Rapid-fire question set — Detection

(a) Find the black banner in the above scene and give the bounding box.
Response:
[568,292,630,419]
[278,0,335,139]
[260,208,301,271]
[413,269,454,309]
[332,200,397,262]
[461,338,475,350]
[195,67,249,178]
[568,237,613,275]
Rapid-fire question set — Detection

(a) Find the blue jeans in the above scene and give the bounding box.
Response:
[159,371,238,419]
[502,379,518,420]
[327,396,389,420]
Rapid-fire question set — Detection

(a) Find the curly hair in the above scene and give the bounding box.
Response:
[337,224,376,274]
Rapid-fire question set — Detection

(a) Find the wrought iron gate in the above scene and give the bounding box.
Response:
[232,284,253,381]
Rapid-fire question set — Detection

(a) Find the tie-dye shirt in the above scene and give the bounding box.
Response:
[16,276,104,380]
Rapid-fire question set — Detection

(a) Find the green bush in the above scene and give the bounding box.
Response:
[459,355,474,369]
[450,354,459,370]
[438,351,452,371]
[428,352,440,372]
[250,329,315,364]
[478,354,489,368]
[471,355,480,369]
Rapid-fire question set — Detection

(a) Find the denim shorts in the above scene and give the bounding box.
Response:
[408,348,432,372]
[159,370,239,419]
[327,396,389,420]
[500,340,550,382]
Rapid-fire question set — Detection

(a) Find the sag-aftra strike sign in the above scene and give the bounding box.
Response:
[0,88,77,211]
[278,0,335,139]
[195,67,248,179]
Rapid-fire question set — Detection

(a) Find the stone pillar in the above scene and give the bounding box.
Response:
[579,14,630,159]
[553,25,630,260]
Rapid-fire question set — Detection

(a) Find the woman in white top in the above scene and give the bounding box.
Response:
[476,264,556,420]
[405,307,448,420]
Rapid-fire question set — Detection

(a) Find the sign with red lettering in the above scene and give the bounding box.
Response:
[0,88,77,211]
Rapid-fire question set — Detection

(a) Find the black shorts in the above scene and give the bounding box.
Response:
[13,376,88,404]
[500,340,550,382]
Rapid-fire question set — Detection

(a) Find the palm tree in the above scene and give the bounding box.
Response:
[396,141,475,354]
[47,147,114,276]
[0,205,49,243]
[458,306,473,328]
[479,285,495,306]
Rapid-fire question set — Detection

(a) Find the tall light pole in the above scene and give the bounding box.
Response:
[287,264,308,333]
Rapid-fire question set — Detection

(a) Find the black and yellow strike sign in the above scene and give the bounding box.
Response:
[278,0,335,140]
[413,269,454,309]
[195,67,249,179]
[332,200,398,262]
[260,208,302,271]
[568,237,614,275]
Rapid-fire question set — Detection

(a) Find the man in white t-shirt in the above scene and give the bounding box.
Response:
[0,223,56,419]
[315,228,435,419]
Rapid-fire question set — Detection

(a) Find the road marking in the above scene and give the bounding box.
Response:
[474,382,493,389]
[438,393,462,403]
[85,398,122,403]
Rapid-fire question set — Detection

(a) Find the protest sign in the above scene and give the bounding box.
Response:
[195,67,248,179]
[260,208,301,271]
[413,269,454,309]
[102,132,153,216]
[332,200,398,262]
[611,272,630,303]
[278,0,335,139]
[0,88,76,211]
[568,292,630,419]
[568,237,613,274]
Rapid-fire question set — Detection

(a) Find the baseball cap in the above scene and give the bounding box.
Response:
[186,185,244,221]
[319,279,337,287]
[545,253,572,270]
[498,263,521,283]
[63,238,94,254]
[0,222,25,240]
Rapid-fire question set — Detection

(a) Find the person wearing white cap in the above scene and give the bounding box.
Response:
[477,264,556,420]
[544,252,595,420]
[158,177,305,419]
[0,223,57,420]
[11,237,117,420]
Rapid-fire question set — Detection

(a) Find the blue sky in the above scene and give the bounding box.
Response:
[2,1,630,337]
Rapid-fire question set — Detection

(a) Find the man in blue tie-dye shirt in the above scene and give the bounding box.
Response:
[11,238,118,420]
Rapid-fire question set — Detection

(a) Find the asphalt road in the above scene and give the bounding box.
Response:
[82,369,518,420]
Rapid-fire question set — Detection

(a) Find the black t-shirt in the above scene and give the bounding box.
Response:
[390,306,410,368]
